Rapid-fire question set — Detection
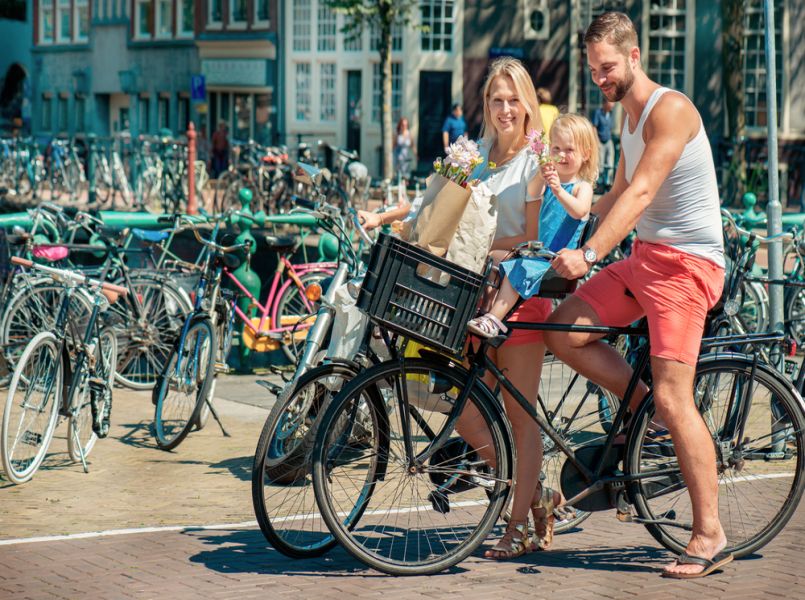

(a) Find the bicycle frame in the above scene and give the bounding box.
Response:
[224,256,335,337]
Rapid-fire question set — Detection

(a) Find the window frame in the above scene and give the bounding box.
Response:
[253,0,270,28]
[229,0,248,29]
[292,0,312,52]
[154,0,173,40]
[419,0,455,53]
[133,0,152,40]
[207,0,222,29]
[39,0,55,45]
[320,62,337,122]
[177,0,194,38]
[372,61,402,124]
[56,0,72,43]
[74,0,89,42]
[294,62,312,122]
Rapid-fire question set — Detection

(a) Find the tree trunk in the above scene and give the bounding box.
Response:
[379,21,393,180]
[721,0,746,202]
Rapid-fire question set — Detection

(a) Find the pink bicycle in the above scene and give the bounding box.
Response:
[226,231,335,363]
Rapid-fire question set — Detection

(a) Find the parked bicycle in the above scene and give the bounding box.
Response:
[1,257,124,484]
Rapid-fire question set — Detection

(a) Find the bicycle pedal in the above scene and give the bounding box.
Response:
[214,362,231,374]
[256,379,283,395]
[616,510,633,522]
[428,490,450,514]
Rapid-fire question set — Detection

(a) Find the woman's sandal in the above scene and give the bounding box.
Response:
[484,520,533,560]
[468,313,508,338]
[531,485,562,551]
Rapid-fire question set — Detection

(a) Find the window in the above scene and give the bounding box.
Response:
[230,0,247,26]
[317,3,336,51]
[372,62,402,123]
[41,97,53,130]
[254,0,270,26]
[57,0,71,42]
[344,27,362,51]
[295,62,311,121]
[320,63,336,122]
[135,0,151,38]
[234,94,252,140]
[177,96,190,130]
[292,0,311,51]
[75,0,89,41]
[40,1,55,44]
[208,0,222,27]
[420,0,454,52]
[155,0,172,38]
[139,98,150,133]
[178,0,194,37]
[370,22,403,52]
[647,0,687,91]
[158,96,170,129]
[255,93,272,144]
[57,96,69,132]
[743,0,784,128]
[75,96,86,132]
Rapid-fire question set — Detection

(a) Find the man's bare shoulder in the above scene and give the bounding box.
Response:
[645,91,699,142]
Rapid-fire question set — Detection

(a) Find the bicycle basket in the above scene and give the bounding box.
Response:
[357,233,485,355]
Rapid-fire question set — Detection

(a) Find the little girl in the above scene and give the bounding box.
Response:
[468,113,599,338]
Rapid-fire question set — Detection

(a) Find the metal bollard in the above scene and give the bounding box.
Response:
[187,122,197,214]
[87,133,96,205]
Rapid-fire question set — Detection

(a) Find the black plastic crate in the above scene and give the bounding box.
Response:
[357,233,486,355]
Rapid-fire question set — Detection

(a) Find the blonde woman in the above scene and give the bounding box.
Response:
[454,57,560,560]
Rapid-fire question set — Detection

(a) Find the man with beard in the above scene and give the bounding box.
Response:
[544,12,728,578]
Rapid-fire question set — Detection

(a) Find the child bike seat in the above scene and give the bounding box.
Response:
[538,214,599,298]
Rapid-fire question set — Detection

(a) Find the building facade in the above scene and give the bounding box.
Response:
[0,1,33,133]
[30,1,278,143]
[280,0,465,177]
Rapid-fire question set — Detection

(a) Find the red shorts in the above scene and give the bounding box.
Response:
[504,297,553,346]
[574,240,724,366]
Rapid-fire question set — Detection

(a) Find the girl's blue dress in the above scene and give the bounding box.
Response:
[499,181,587,298]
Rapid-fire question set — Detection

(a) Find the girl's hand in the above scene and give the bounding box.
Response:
[541,164,561,191]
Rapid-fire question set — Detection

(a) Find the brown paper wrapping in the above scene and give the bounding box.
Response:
[407,173,472,257]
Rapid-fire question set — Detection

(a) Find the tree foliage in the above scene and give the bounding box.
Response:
[324,0,420,179]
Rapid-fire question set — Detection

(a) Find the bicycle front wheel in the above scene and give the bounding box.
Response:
[68,327,118,462]
[626,355,805,557]
[252,362,361,558]
[1,332,63,484]
[276,269,332,364]
[312,358,512,575]
[153,318,216,450]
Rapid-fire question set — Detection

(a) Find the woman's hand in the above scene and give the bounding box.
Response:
[357,210,383,231]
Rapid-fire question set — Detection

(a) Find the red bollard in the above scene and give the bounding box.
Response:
[187,122,197,215]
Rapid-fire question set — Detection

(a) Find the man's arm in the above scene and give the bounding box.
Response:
[551,94,698,278]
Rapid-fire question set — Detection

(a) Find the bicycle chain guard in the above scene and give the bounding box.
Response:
[559,443,623,512]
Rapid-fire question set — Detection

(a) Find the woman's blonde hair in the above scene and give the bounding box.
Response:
[550,113,600,183]
[480,57,542,144]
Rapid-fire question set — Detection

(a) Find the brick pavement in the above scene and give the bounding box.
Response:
[1,382,804,599]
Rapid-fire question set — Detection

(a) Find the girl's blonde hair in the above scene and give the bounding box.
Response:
[550,113,600,183]
[480,57,542,144]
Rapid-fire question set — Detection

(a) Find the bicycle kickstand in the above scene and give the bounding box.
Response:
[71,426,90,474]
[205,397,231,437]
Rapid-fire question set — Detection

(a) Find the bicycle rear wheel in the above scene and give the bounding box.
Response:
[626,355,805,557]
[1,332,62,484]
[153,318,216,450]
[312,358,512,575]
[68,328,118,462]
[276,269,332,364]
[252,362,361,558]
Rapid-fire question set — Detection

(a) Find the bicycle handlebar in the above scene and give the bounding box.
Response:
[11,256,129,296]
[721,209,794,245]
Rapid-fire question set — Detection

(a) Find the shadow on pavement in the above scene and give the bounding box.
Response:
[207,455,252,481]
[117,421,157,449]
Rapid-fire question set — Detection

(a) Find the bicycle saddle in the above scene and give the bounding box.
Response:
[131,228,170,244]
[264,235,297,253]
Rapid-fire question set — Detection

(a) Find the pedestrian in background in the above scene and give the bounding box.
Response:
[537,87,559,134]
[211,120,230,178]
[442,102,466,154]
[395,117,414,183]
[592,97,615,188]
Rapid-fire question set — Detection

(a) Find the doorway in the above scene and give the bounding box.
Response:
[346,70,362,155]
[417,71,452,171]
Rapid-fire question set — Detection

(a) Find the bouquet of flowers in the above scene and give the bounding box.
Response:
[432,135,483,188]
[404,135,486,258]
[526,128,556,166]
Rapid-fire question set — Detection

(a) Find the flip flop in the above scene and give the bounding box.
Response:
[661,551,734,579]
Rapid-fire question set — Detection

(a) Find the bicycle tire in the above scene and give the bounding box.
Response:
[110,277,191,390]
[1,332,62,484]
[312,358,512,575]
[0,279,93,371]
[626,354,805,558]
[153,317,216,451]
[68,327,118,462]
[276,269,332,364]
[252,362,362,558]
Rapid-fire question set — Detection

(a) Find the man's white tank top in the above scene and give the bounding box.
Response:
[621,87,724,267]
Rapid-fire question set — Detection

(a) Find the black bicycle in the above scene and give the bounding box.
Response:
[307,235,805,575]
